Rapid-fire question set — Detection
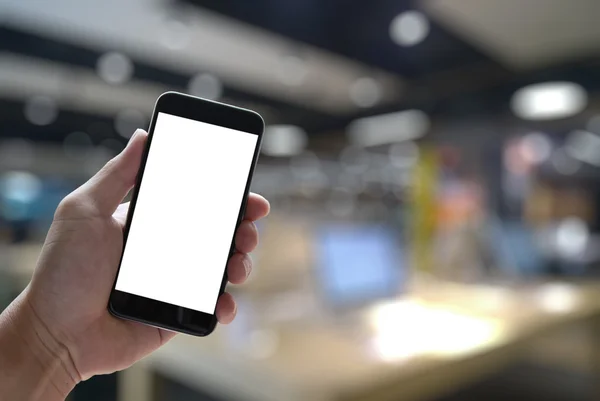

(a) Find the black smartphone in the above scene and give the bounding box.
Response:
[108,91,264,336]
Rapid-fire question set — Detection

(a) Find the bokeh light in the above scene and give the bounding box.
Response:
[262,125,307,157]
[551,149,581,175]
[187,73,223,100]
[565,130,600,166]
[24,96,58,126]
[519,132,552,165]
[350,77,383,108]
[96,52,134,85]
[1,171,42,204]
[555,217,589,258]
[511,82,587,120]
[348,110,430,147]
[389,11,430,47]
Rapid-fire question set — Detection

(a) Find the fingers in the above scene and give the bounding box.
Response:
[215,292,236,324]
[244,193,270,221]
[113,193,269,227]
[78,130,147,215]
[235,220,258,253]
[227,252,252,285]
[216,195,266,326]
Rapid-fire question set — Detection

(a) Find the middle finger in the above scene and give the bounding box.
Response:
[235,220,258,253]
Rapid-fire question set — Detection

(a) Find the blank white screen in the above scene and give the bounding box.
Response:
[115,112,258,314]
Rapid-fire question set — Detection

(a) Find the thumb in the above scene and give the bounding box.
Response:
[79,129,148,215]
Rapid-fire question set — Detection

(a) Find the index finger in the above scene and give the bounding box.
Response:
[244,193,270,221]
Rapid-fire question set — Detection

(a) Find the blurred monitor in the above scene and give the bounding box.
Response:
[314,224,405,309]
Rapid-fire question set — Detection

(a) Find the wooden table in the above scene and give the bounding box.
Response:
[5,244,600,401]
[120,281,600,401]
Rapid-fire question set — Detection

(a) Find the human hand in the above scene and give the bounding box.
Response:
[0,129,269,399]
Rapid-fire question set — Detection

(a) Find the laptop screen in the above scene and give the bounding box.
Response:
[315,224,405,308]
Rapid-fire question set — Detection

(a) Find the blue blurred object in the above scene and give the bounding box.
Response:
[315,224,405,308]
[0,171,42,221]
[32,178,74,221]
[0,173,74,242]
[488,219,545,277]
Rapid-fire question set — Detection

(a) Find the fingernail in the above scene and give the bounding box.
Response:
[131,129,143,140]
[124,129,143,149]
[243,255,252,278]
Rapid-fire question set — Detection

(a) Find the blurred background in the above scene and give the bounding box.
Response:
[3,0,600,400]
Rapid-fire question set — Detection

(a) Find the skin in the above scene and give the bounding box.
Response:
[0,129,270,400]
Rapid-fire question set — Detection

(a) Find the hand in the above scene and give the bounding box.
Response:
[0,129,269,399]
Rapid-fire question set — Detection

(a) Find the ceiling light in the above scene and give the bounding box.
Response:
[389,11,430,47]
[511,82,587,120]
[350,77,383,108]
[188,73,223,100]
[24,95,58,126]
[348,109,430,147]
[96,52,133,85]
[261,125,307,157]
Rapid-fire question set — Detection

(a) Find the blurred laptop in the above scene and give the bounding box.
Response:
[314,223,406,315]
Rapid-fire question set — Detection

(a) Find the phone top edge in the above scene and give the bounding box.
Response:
[156,91,265,125]
[153,91,264,136]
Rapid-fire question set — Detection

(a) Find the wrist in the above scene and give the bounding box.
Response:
[0,290,80,400]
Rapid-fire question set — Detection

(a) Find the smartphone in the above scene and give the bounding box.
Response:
[108,92,264,336]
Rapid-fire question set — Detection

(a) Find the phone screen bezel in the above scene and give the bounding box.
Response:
[108,92,264,336]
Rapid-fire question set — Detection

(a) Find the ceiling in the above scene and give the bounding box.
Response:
[1,0,600,145]
[177,0,488,78]
[425,0,600,70]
